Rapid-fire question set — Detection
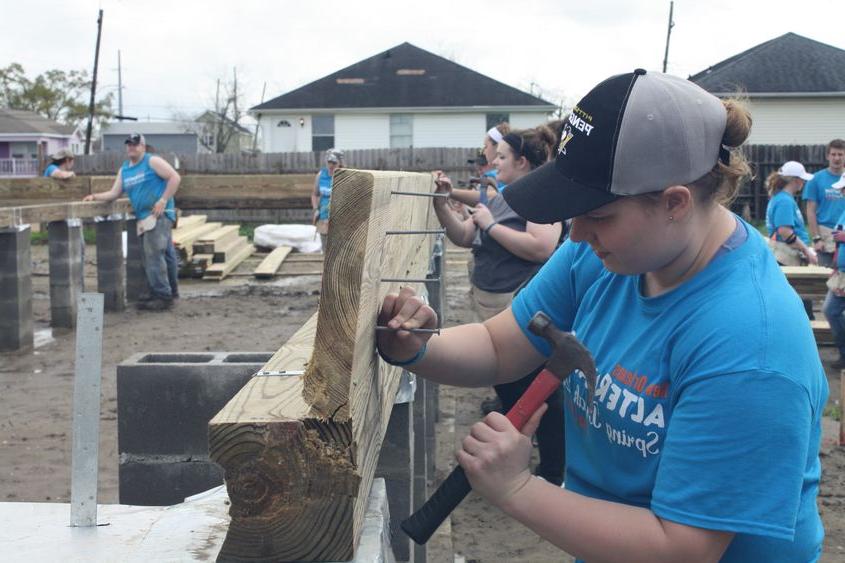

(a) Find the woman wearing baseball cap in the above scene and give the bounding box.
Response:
[312,148,344,249]
[765,161,817,266]
[377,70,827,561]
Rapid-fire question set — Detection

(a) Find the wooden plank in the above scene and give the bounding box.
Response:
[193,225,240,254]
[174,214,207,230]
[781,265,833,279]
[781,265,833,300]
[189,254,213,278]
[172,222,222,248]
[213,236,249,263]
[208,169,436,561]
[0,177,92,202]
[811,319,833,346]
[0,199,131,229]
[253,246,292,278]
[203,241,254,280]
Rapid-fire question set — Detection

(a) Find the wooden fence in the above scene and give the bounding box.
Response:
[72,145,832,220]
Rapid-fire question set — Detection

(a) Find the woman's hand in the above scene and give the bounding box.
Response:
[471,204,495,231]
[433,171,453,200]
[833,230,845,244]
[377,286,438,363]
[82,194,95,202]
[457,406,547,507]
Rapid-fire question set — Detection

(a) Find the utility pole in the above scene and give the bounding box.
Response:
[84,9,104,155]
[252,81,266,153]
[117,50,123,119]
[662,1,675,74]
[215,78,221,153]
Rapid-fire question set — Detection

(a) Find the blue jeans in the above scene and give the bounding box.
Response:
[165,240,179,296]
[140,216,176,300]
[823,289,845,358]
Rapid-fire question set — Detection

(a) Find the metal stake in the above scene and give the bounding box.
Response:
[391,190,449,199]
[253,370,305,377]
[382,277,440,284]
[70,293,104,527]
[385,229,446,236]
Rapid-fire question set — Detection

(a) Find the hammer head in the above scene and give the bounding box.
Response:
[528,311,597,402]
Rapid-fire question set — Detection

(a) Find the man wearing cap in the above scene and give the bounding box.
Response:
[377,70,826,561]
[803,138,845,266]
[43,149,76,179]
[83,133,181,310]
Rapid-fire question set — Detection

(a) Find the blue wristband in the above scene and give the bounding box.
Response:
[378,342,427,367]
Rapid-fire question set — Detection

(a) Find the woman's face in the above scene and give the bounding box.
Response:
[483,136,497,164]
[327,161,340,174]
[569,197,678,275]
[494,142,528,185]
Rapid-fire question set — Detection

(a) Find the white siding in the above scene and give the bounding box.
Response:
[413,113,486,147]
[260,114,311,152]
[335,114,390,149]
[746,98,845,145]
[508,112,552,129]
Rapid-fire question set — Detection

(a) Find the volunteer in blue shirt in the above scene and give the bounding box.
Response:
[803,138,845,266]
[449,123,511,208]
[823,174,845,369]
[83,133,181,311]
[43,149,76,179]
[765,161,818,266]
[377,70,827,562]
[311,148,343,249]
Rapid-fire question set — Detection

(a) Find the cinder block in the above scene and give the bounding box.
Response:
[118,455,224,506]
[376,400,414,562]
[125,219,146,301]
[96,219,126,311]
[48,220,83,329]
[0,227,33,352]
[117,352,271,456]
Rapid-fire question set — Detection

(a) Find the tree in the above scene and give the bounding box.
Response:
[200,69,247,154]
[0,62,114,130]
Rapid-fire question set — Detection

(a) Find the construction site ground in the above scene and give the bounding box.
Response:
[0,242,844,562]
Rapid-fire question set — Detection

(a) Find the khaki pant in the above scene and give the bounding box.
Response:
[828,271,845,293]
[768,239,804,266]
[818,225,837,254]
[470,284,515,322]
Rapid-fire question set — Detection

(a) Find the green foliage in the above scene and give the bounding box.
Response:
[0,62,114,130]
[825,402,842,422]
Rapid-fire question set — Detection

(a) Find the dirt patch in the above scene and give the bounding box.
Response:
[0,243,320,504]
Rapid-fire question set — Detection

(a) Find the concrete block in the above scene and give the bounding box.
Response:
[117,352,271,456]
[48,220,83,329]
[118,455,224,506]
[0,226,33,352]
[125,219,146,301]
[96,219,126,311]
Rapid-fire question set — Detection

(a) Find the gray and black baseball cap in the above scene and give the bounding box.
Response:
[503,69,728,223]
[124,133,146,145]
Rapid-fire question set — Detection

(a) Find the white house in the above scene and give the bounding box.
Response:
[689,33,845,145]
[251,43,556,152]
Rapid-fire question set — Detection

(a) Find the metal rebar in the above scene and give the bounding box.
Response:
[385,229,446,235]
[381,277,440,284]
[375,326,441,335]
[391,190,449,198]
[253,370,306,377]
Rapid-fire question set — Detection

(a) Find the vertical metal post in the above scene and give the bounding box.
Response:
[70,293,104,527]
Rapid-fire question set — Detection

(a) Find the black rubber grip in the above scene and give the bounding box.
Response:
[400,465,471,545]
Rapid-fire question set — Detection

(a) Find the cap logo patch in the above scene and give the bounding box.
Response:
[559,105,595,155]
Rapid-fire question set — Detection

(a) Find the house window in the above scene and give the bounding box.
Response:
[486,113,510,131]
[312,115,335,152]
[10,142,37,159]
[390,114,413,148]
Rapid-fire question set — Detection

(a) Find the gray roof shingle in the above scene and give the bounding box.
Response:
[0,108,76,135]
[689,33,845,95]
[252,42,554,111]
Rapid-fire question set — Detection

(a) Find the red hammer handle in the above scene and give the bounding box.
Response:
[505,368,563,430]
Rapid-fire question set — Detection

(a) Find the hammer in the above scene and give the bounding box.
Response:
[400,311,596,545]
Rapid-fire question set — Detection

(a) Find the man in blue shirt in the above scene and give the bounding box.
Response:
[43,149,76,179]
[803,138,845,266]
[84,133,181,310]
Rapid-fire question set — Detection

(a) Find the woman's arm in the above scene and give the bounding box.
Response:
[473,207,561,263]
[432,173,476,247]
[449,187,481,206]
[311,173,321,214]
[776,226,817,264]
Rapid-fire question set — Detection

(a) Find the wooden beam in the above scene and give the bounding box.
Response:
[174,214,207,230]
[213,236,249,263]
[203,240,254,280]
[0,200,131,229]
[209,170,437,561]
[253,246,292,279]
[193,225,240,254]
[0,177,92,202]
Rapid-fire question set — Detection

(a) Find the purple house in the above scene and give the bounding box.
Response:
[0,109,84,177]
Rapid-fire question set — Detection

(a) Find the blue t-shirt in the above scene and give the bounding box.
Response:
[317,167,332,221]
[43,164,59,178]
[120,154,175,222]
[833,210,845,272]
[766,190,810,244]
[482,169,506,192]
[511,217,827,562]
[802,169,845,228]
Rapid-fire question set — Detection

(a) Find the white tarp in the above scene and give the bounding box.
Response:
[253,224,322,254]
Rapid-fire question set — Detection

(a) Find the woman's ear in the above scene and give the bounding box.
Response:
[663,186,693,221]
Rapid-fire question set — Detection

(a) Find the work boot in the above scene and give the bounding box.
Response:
[137,297,173,311]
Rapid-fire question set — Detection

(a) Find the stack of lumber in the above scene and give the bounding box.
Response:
[170,215,256,280]
[781,265,833,300]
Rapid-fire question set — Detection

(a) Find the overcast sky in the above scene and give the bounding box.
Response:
[3,0,843,125]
